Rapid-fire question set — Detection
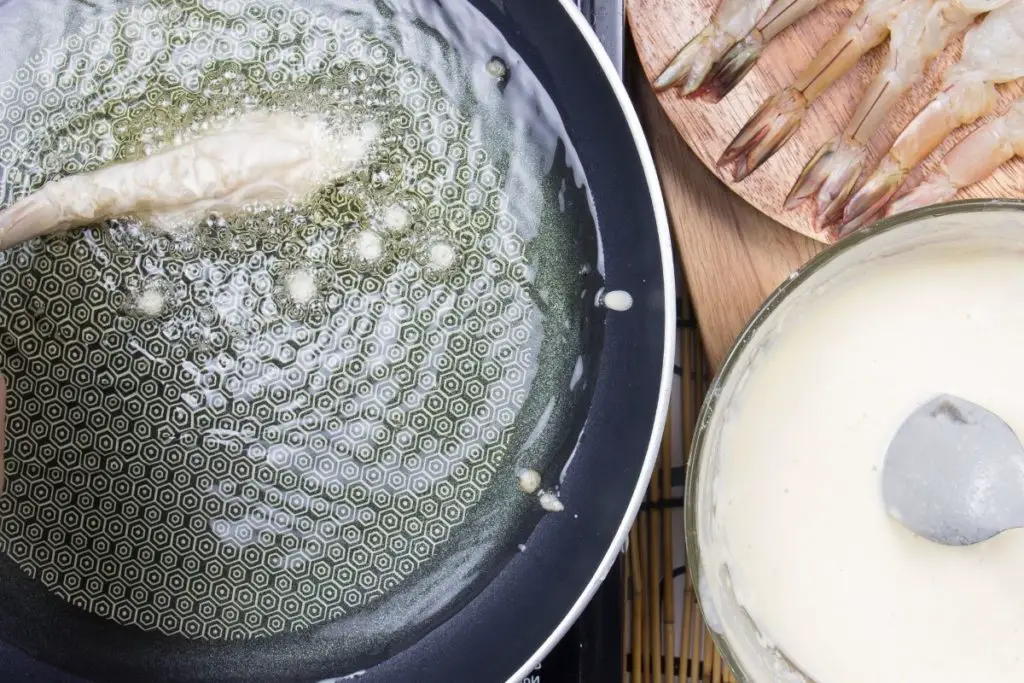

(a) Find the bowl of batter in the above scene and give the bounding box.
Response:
[686,199,1024,683]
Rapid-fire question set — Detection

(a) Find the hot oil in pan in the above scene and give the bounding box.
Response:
[0,0,602,652]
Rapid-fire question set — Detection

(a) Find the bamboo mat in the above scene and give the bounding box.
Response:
[621,263,733,683]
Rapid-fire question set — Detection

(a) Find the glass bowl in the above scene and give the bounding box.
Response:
[683,199,1024,682]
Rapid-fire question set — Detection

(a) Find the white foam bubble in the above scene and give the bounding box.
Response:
[427,241,456,270]
[286,268,317,305]
[355,231,384,262]
[136,288,165,317]
[382,204,411,231]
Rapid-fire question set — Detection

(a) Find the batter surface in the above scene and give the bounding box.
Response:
[702,243,1024,682]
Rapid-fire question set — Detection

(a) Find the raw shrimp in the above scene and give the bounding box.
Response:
[718,0,917,182]
[699,0,827,102]
[838,0,1024,236]
[0,110,379,249]
[654,0,775,95]
[785,0,1005,229]
[887,98,1024,215]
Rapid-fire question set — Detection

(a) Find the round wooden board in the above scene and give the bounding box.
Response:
[627,0,1024,243]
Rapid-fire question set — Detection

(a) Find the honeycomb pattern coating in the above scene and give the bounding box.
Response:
[0,0,540,641]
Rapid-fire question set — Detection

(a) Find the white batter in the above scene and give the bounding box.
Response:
[701,240,1024,682]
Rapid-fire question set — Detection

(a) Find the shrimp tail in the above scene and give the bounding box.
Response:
[719,87,808,180]
[700,0,827,101]
[833,154,906,237]
[698,33,763,102]
[785,135,868,229]
[655,0,775,95]
[0,189,66,250]
[655,24,726,94]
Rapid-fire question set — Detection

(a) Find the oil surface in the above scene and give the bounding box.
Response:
[0,0,600,646]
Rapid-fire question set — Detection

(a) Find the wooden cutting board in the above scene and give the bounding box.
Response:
[632,70,824,369]
[626,0,1024,243]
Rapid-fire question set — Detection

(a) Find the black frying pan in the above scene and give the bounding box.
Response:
[0,0,673,680]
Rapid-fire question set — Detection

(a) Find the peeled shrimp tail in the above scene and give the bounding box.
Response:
[837,79,999,237]
[719,0,904,181]
[700,0,825,101]
[655,0,774,95]
[887,101,1024,217]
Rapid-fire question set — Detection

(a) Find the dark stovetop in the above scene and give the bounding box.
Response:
[529,3,625,683]
[574,0,625,76]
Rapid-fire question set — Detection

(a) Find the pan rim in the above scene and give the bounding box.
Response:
[504,2,676,681]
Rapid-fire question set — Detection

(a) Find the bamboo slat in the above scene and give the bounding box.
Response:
[624,268,732,682]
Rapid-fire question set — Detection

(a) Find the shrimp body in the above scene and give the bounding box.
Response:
[839,0,1024,235]
[887,98,1024,215]
[786,0,1005,229]
[0,110,379,249]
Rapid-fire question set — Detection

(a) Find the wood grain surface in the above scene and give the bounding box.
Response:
[632,67,822,368]
[627,0,1024,243]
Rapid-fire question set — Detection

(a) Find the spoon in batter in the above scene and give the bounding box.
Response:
[882,394,1024,546]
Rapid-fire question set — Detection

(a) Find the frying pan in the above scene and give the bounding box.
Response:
[0,0,673,680]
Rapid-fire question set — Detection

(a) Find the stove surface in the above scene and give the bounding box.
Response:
[575,0,625,76]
